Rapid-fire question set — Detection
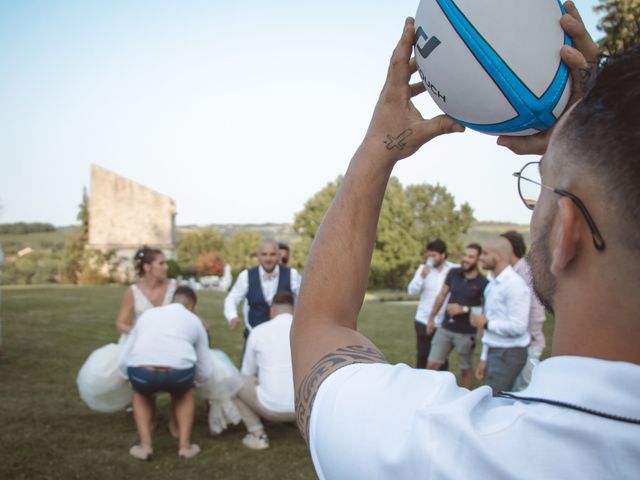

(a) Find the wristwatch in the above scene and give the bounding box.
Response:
[462,306,469,314]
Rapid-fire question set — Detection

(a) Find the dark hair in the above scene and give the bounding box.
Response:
[501,231,527,259]
[278,242,290,252]
[465,243,482,256]
[173,286,198,307]
[556,46,640,251]
[426,239,447,255]
[272,290,294,307]
[133,246,164,277]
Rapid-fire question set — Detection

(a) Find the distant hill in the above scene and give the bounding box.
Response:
[180,221,530,248]
[178,223,301,245]
[0,221,529,257]
[0,226,78,256]
[464,221,529,246]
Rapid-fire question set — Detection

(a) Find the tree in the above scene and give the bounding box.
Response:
[293,176,342,240]
[405,183,474,260]
[594,0,640,55]
[177,228,224,270]
[293,176,473,288]
[369,177,421,288]
[222,231,261,276]
[61,188,89,283]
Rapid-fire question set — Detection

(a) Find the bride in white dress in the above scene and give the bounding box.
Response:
[77,247,177,412]
[77,246,243,434]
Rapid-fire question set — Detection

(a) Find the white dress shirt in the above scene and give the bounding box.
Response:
[224,265,301,330]
[309,357,640,479]
[240,313,294,413]
[119,303,212,383]
[407,261,457,326]
[480,265,531,360]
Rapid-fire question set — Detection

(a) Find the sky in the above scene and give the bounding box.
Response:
[0,1,604,227]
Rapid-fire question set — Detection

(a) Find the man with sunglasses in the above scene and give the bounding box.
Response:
[291,2,640,478]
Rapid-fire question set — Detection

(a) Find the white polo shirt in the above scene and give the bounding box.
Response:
[481,265,531,359]
[407,261,457,326]
[309,356,640,479]
[241,312,294,413]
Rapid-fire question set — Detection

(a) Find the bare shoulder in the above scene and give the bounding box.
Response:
[295,344,387,443]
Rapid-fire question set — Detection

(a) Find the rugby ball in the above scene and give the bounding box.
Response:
[414,0,572,136]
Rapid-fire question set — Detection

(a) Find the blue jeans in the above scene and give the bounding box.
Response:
[127,366,195,397]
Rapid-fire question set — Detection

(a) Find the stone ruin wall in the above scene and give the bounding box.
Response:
[88,164,176,281]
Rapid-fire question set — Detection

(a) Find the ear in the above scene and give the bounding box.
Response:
[549,197,581,275]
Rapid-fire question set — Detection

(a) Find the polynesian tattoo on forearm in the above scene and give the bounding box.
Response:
[295,345,387,443]
[384,128,413,151]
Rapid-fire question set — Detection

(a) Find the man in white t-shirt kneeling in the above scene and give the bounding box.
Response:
[233,291,296,450]
[120,286,212,461]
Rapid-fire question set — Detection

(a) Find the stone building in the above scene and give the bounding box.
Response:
[88,164,176,281]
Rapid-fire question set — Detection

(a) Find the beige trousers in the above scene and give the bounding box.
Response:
[233,376,296,433]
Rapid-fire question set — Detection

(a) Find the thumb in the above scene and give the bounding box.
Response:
[415,115,465,143]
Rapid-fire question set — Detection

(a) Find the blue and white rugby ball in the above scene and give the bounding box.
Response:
[414,0,572,136]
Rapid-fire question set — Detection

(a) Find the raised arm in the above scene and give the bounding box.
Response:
[291,17,464,443]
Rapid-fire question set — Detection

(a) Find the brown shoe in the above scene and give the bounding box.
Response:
[178,444,201,459]
[129,445,153,461]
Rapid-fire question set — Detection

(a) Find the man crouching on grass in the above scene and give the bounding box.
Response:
[120,286,212,460]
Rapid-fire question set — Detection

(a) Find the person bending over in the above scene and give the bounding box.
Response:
[120,286,212,460]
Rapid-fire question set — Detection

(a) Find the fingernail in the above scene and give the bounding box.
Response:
[561,45,576,55]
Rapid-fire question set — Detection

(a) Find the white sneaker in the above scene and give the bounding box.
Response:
[242,433,269,450]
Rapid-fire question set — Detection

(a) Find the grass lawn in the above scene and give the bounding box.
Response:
[0,285,554,479]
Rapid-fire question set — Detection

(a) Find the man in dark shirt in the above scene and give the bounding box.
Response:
[427,243,488,388]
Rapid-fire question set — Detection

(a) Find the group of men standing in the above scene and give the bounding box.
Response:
[409,232,545,394]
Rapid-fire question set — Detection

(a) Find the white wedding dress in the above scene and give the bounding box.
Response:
[76,280,177,412]
[77,279,244,435]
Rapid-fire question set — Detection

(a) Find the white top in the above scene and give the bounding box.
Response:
[407,261,456,326]
[223,265,301,330]
[130,278,177,320]
[480,266,531,360]
[119,303,212,383]
[240,312,295,413]
[309,357,640,479]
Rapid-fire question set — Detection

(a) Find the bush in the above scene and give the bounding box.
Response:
[167,259,180,279]
[0,252,62,285]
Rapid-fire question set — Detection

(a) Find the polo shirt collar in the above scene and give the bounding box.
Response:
[519,355,640,422]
